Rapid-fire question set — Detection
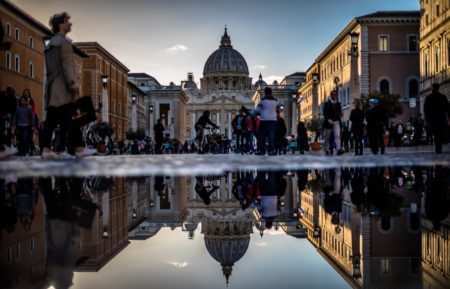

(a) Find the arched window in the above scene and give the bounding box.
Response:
[408,79,419,98]
[380,79,390,95]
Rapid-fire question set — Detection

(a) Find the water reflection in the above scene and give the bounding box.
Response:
[0,167,449,289]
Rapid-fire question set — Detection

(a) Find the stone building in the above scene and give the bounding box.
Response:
[182,28,254,140]
[300,11,420,126]
[127,81,146,133]
[419,0,450,114]
[128,73,187,141]
[0,1,51,119]
[75,42,130,141]
[298,63,320,123]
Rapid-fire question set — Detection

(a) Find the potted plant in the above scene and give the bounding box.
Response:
[306,116,323,151]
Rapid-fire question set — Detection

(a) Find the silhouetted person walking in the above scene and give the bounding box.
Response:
[424,83,450,154]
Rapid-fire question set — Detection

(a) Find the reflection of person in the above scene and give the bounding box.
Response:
[39,177,95,289]
[425,167,449,230]
[424,83,450,154]
[195,176,219,205]
[42,12,96,158]
[322,169,342,230]
[255,171,278,229]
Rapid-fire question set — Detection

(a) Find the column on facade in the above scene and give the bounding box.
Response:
[216,112,220,128]
[227,111,232,139]
[102,190,110,237]
[102,85,109,123]
[191,111,196,139]
[228,172,232,200]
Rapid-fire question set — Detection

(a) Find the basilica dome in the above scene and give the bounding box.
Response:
[203,28,249,76]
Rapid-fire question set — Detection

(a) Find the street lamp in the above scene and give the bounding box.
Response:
[279,104,284,112]
[149,105,154,113]
[349,32,359,57]
[312,73,319,83]
[132,94,137,104]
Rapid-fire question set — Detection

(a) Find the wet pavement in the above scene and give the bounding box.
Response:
[0,147,449,289]
[0,145,448,177]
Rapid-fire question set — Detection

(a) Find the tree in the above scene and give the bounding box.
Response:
[126,128,146,140]
[360,91,403,118]
[305,116,323,142]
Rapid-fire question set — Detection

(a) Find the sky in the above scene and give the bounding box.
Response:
[11,0,420,86]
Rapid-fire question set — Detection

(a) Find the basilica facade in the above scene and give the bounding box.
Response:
[181,28,256,140]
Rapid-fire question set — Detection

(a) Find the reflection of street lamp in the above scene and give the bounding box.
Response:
[149,105,154,113]
[279,104,284,112]
[132,94,137,104]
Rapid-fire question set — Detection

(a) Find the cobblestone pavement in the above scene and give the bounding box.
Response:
[0,145,448,177]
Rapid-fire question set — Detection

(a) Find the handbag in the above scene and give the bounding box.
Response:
[72,96,97,127]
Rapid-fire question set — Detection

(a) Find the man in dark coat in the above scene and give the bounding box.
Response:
[275,110,287,154]
[424,83,450,154]
[153,118,165,154]
[366,99,388,154]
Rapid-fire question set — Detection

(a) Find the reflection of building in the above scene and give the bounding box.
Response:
[203,219,252,284]
[0,182,46,289]
[421,216,450,289]
[75,42,130,140]
[302,168,422,288]
[77,177,129,271]
[419,0,450,114]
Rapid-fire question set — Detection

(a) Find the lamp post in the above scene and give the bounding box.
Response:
[348,32,359,106]
[131,94,137,131]
[312,72,319,120]
[148,105,154,138]
[101,75,109,123]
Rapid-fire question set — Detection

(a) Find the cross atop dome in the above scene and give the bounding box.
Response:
[220,26,232,48]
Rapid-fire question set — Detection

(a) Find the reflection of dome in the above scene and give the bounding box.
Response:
[203,219,253,284]
[203,28,249,76]
[254,73,267,89]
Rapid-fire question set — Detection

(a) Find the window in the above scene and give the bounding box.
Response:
[381,258,391,274]
[425,53,430,77]
[6,22,10,36]
[378,35,389,52]
[448,40,450,66]
[435,46,440,72]
[7,247,12,264]
[29,36,33,48]
[408,35,418,52]
[436,4,440,16]
[15,54,20,72]
[381,216,391,231]
[15,27,19,40]
[16,244,21,261]
[28,61,34,78]
[408,79,419,98]
[380,79,390,95]
[30,236,35,253]
[6,50,11,69]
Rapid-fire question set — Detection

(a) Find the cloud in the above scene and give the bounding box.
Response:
[166,44,188,51]
[167,261,189,268]
[253,65,266,69]
[265,75,284,84]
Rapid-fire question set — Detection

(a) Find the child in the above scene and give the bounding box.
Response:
[288,135,298,154]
